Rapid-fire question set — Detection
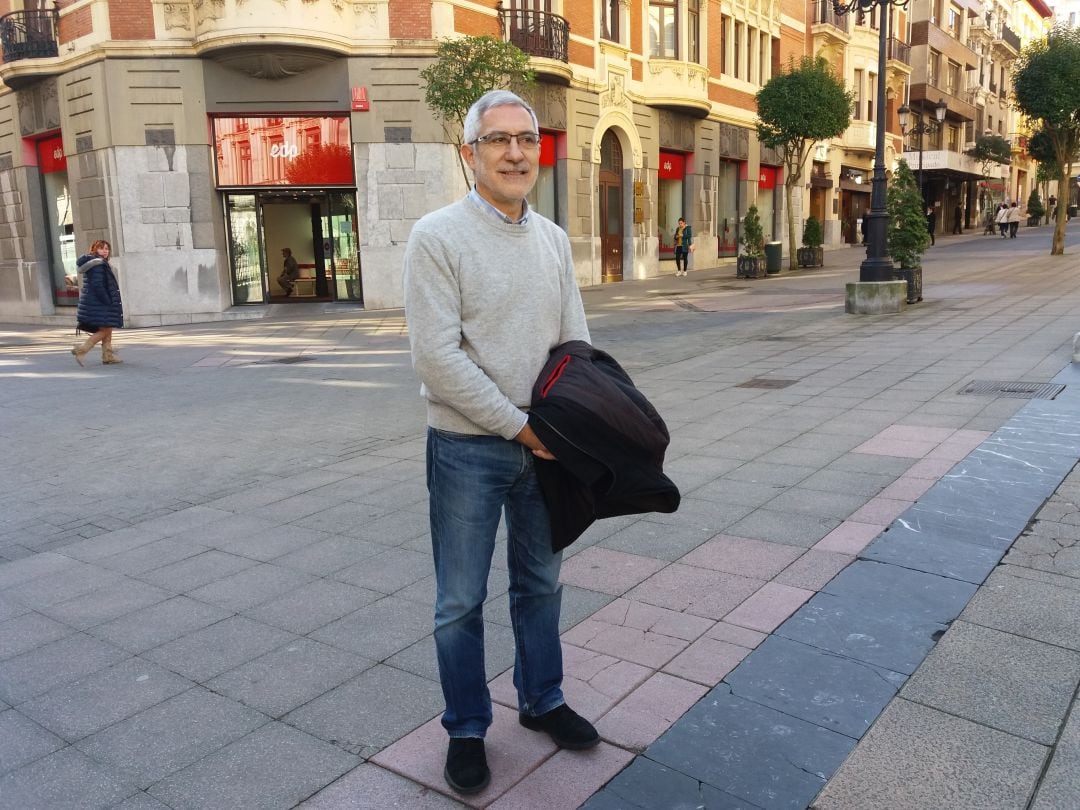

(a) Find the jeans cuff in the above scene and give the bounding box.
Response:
[522,698,564,718]
[447,731,486,740]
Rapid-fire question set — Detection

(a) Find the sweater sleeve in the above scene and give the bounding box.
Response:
[403,223,529,440]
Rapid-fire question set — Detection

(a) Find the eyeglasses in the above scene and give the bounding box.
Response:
[471,131,542,150]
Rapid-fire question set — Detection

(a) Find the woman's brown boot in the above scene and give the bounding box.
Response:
[71,337,94,366]
[102,338,122,364]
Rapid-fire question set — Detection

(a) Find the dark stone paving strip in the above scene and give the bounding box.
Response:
[584,363,1080,810]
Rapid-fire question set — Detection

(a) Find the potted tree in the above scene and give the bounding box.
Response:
[797,215,824,267]
[736,205,766,278]
[886,158,931,304]
[1026,187,1045,227]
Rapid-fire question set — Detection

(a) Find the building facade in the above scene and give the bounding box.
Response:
[0,0,808,325]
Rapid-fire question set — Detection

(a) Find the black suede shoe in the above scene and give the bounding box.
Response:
[444,738,490,795]
[519,704,599,749]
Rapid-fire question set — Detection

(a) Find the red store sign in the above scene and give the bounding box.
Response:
[213,116,354,187]
[38,135,66,174]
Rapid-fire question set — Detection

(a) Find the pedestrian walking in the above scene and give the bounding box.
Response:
[402,89,596,797]
[673,217,693,276]
[861,210,869,245]
[952,203,962,234]
[1008,201,1021,238]
[996,203,1010,238]
[926,205,936,246]
[71,239,123,366]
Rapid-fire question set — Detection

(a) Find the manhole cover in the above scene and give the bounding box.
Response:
[736,378,799,389]
[957,380,1065,399]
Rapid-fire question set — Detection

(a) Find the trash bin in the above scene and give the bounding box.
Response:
[1069,205,1078,220]
[765,241,783,274]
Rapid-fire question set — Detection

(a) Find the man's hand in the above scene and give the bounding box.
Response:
[515,423,556,460]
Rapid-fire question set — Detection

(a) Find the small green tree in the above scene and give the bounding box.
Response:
[887,159,931,269]
[1013,25,1080,255]
[741,205,765,257]
[419,36,535,187]
[802,215,823,248]
[965,134,1012,212]
[757,57,853,270]
[1026,187,1045,223]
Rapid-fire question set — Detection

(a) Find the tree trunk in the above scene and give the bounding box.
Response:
[786,177,797,272]
[1053,168,1068,255]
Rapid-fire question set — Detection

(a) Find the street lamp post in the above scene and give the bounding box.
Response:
[897,99,948,201]
[832,0,908,283]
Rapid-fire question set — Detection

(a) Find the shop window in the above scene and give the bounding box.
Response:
[37,134,77,306]
[657,150,686,257]
[718,160,739,257]
[757,166,779,241]
[649,0,678,59]
[214,116,354,187]
[527,130,560,225]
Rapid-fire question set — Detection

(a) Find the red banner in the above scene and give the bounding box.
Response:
[38,135,66,174]
[214,116,354,187]
[758,166,777,190]
[539,131,557,167]
[658,151,685,180]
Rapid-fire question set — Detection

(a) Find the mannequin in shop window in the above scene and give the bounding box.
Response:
[278,248,300,296]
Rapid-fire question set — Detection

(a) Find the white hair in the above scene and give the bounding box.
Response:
[462,90,539,144]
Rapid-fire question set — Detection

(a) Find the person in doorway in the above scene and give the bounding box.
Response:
[673,217,693,276]
[996,202,1010,238]
[72,240,123,366]
[860,210,869,245]
[953,203,963,234]
[278,248,300,296]
[926,205,936,246]
[1049,195,1057,222]
[402,89,596,797]
[1008,201,1021,238]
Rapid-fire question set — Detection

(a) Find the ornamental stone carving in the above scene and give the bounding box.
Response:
[601,73,631,112]
[162,2,192,31]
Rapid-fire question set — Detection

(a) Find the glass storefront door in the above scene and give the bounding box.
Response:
[225,194,265,304]
[224,190,362,305]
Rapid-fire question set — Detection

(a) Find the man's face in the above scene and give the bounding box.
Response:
[461,104,539,218]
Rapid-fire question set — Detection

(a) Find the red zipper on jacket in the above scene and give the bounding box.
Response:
[540,355,572,398]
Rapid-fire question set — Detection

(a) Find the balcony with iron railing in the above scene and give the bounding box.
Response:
[497,3,571,83]
[992,22,1021,56]
[886,37,911,65]
[812,0,851,50]
[0,8,59,63]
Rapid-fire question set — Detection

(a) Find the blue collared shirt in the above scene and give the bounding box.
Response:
[467,187,530,226]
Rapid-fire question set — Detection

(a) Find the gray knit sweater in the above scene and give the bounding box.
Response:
[403,199,590,440]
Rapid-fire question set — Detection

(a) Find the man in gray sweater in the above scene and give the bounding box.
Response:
[403,90,596,795]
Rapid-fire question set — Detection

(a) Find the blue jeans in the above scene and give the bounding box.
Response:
[426,428,565,738]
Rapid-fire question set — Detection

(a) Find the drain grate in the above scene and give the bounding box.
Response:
[736,378,799,389]
[957,380,1065,399]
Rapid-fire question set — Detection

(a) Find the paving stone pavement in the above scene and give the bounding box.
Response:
[2,223,1080,809]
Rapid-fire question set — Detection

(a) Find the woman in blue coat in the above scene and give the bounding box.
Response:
[72,239,124,365]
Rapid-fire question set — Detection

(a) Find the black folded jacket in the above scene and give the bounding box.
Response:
[528,340,680,551]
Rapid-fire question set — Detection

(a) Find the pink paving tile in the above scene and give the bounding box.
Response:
[662,636,751,686]
[873,425,957,444]
[722,582,813,633]
[774,549,855,591]
[489,643,651,722]
[596,672,709,752]
[298,763,464,809]
[558,547,667,596]
[851,437,938,458]
[903,457,957,479]
[678,534,804,579]
[926,439,982,462]
[813,521,885,555]
[847,497,913,525]
[879,476,936,502]
[625,564,764,620]
[487,743,634,810]
[705,621,767,649]
[562,598,714,669]
[371,704,556,808]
